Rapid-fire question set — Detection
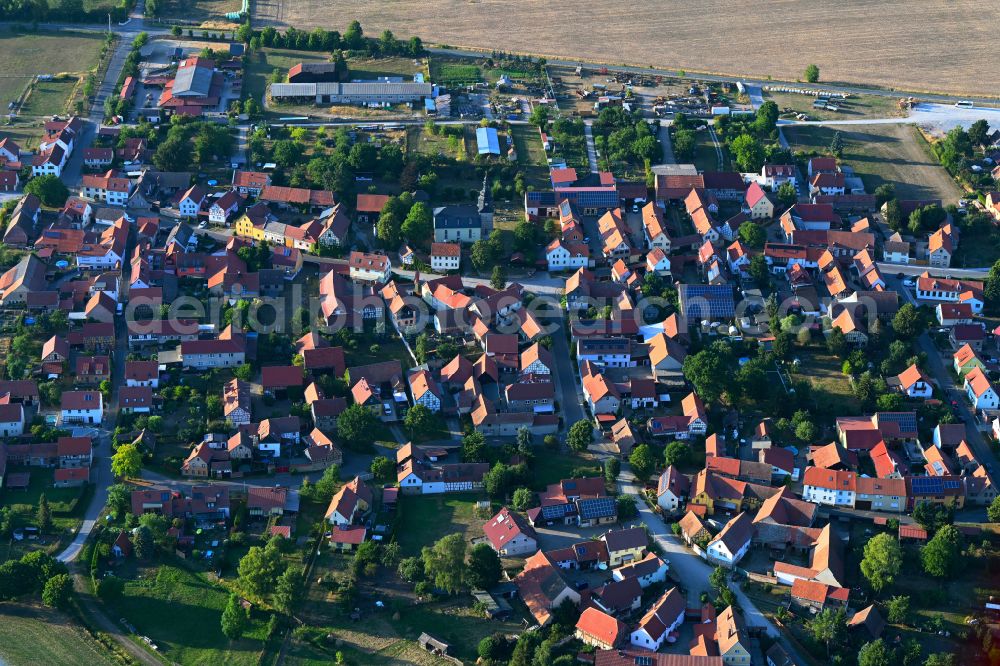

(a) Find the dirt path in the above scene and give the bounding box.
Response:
[70,571,164,666]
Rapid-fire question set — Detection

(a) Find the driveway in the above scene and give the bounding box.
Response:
[657,120,675,165]
[582,120,599,173]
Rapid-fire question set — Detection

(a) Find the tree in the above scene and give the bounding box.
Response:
[528,104,550,129]
[753,100,779,135]
[404,404,438,440]
[826,327,847,358]
[24,175,69,207]
[709,565,728,593]
[829,131,844,158]
[466,543,502,589]
[42,573,72,609]
[461,431,487,462]
[616,495,638,520]
[422,533,467,594]
[884,198,904,232]
[512,487,536,511]
[604,458,620,484]
[238,542,283,597]
[987,494,1000,522]
[730,134,765,173]
[924,654,956,666]
[515,426,532,451]
[664,441,690,468]
[274,565,305,613]
[36,494,52,533]
[133,525,154,559]
[682,345,731,405]
[111,442,142,479]
[400,202,432,248]
[398,556,424,582]
[809,607,846,656]
[893,303,925,339]
[478,633,512,664]
[921,524,961,577]
[968,118,990,147]
[874,184,896,206]
[152,136,192,172]
[748,255,769,286]
[370,456,394,482]
[629,444,655,482]
[567,419,594,452]
[886,595,910,624]
[776,181,797,208]
[490,265,507,290]
[313,464,341,503]
[794,419,818,443]
[860,533,902,593]
[984,258,1000,314]
[913,500,952,533]
[336,403,377,449]
[221,593,248,640]
[804,64,820,83]
[858,639,893,666]
[738,221,766,248]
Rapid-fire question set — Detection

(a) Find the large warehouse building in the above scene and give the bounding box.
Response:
[270,81,433,106]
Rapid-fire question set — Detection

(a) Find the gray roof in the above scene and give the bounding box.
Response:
[173,63,214,97]
[433,205,481,230]
[270,81,433,99]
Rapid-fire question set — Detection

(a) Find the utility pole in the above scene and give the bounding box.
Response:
[108,12,111,34]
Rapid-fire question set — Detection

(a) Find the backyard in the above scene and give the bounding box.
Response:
[106,561,268,665]
[782,123,963,203]
[395,492,486,557]
[788,349,860,419]
[429,58,481,87]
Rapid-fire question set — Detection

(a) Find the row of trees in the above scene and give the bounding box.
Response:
[240,21,423,58]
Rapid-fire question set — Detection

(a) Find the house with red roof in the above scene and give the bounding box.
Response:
[629,587,686,651]
[576,607,627,650]
[483,506,538,557]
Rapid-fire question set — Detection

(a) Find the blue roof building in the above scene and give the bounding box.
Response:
[476,127,501,155]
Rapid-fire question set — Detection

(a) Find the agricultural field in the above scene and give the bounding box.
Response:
[254,1,995,95]
[0,604,117,666]
[0,30,104,115]
[783,123,964,203]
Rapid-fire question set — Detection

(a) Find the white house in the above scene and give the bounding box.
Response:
[60,390,104,425]
[611,553,667,589]
[483,507,538,557]
[802,467,856,507]
[645,248,671,275]
[655,466,689,513]
[348,251,392,284]
[430,242,461,272]
[706,511,752,567]
[408,369,442,413]
[209,191,241,225]
[965,367,1000,410]
[177,185,207,218]
[896,364,933,399]
[0,403,25,437]
[629,587,685,651]
[546,239,589,271]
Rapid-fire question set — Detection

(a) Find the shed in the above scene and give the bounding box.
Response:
[418,632,450,655]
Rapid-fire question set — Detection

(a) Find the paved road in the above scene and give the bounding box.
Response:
[778,102,1000,132]
[744,82,764,110]
[582,120,600,173]
[549,315,585,428]
[616,464,808,663]
[876,262,990,279]
[657,120,675,165]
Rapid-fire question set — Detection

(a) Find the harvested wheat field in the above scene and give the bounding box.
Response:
[254,0,995,96]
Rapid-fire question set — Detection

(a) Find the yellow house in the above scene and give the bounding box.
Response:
[234,212,266,241]
[602,527,647,567]
[716,606,751,665]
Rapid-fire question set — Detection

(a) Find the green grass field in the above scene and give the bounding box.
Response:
[156,0,242,22]
[429,59,481,86]
[783,123,962,203]
[20,78,77,117]
[395,493,485,557]
[790,350,861,417]
[0,603,117,666]
[532,451,601,490]
[108,563,266,665]
[0,30,104,112]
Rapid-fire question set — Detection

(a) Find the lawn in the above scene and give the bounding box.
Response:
[783,123,963,203]
[692,127,726,172]
[511,123,551,190]
[788,349,860,418]
[0,123,44,150]
[0,30,104,111]
[244,47,330,101]
[107,562,266,665]
[346,55,427,81]
[20,78,77,117]
[429,59,481,87]
[0,466,88,557]
[951,219,1000,270]
[395,492,486,557]
[0,603,117,666]
[532,450,601,489]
